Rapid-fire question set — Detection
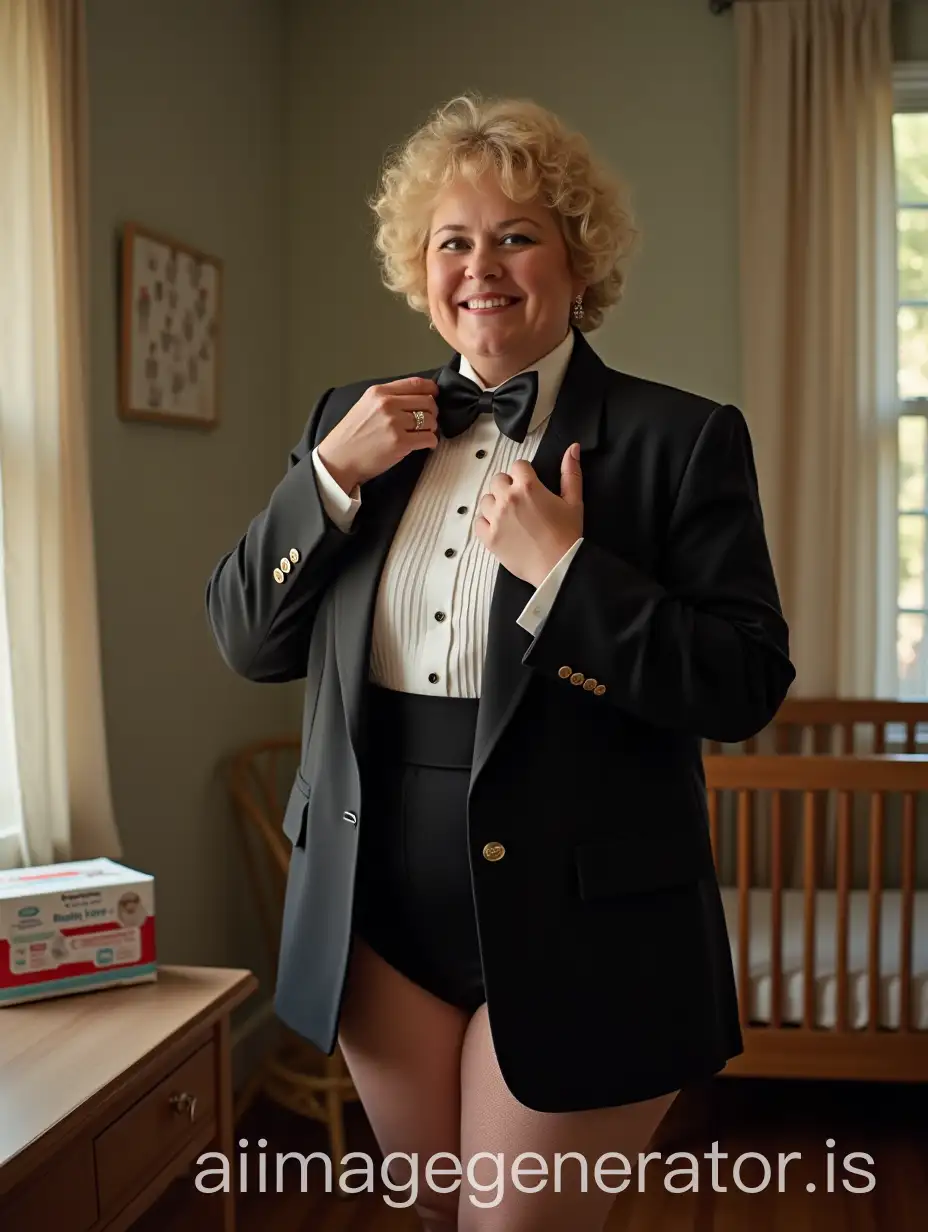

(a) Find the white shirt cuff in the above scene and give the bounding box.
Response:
[312,446,361,531]
[517,538,583,635]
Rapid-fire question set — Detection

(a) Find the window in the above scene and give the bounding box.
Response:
[892,65,928,697]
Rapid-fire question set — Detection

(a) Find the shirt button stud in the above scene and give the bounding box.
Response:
[428,672,439,683]
[457,506,468,514]
[445,548,456,558]
[434,612,445,622]
[475,449,486,458]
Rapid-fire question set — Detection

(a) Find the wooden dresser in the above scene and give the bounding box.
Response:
[0,965,257,1232]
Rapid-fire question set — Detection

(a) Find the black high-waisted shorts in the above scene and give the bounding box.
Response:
[352,681,485,1014]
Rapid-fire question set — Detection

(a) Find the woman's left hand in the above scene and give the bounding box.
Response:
[475,442,584,588]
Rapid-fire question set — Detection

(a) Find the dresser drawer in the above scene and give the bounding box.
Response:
[94,1038,216,1214]
[1,1138,97,1229]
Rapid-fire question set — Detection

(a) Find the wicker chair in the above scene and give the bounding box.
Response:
[226,736,360,1186]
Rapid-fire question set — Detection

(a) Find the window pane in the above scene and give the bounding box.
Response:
[898,612,928,697]
[899,415,927,510]
[894,113,928,204]
[897,305,928,397]
[899,513,926,608]
[899,208,928,299]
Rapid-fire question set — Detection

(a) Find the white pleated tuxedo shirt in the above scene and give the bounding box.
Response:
[310,328,583,698]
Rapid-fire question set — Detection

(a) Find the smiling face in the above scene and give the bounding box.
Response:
[425,170,585,387]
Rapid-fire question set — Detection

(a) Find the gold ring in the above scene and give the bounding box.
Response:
[412,410,424,431]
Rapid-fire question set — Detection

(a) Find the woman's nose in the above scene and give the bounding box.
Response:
[464,244,503,281]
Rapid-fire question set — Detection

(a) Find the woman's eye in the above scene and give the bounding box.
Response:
[438,233,535,251]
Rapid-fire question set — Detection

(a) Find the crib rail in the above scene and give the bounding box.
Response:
[704,698,928,755]
[702,755,927,1040]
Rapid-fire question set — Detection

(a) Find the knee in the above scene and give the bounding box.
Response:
[412,1191,458,1230]
[381,1158,458,1230]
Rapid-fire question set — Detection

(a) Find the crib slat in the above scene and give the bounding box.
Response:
[868,792,885,1032]
[803,790,817,1029]
[812,727,829,884]
[708,785,719,864]
[905,722,917,754]
[901,790,916,1033]
[836,791,851,1034]
[841,722,854,754]
[771,788,784,1028]
[737,789,752,1027]
[873,724,886,754]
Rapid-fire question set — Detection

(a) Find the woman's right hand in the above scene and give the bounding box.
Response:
[315,377,440,492]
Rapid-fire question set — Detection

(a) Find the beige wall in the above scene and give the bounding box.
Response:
[86,0,290,995]
[894,1,928,60]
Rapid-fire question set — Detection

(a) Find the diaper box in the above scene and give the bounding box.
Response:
[0,857,156,1006]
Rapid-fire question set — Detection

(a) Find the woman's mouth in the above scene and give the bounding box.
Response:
[459,296,520,314]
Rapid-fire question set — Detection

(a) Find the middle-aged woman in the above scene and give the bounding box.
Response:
[206,94,795,1230]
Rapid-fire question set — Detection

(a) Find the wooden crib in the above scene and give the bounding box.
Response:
[702,700,928,1083]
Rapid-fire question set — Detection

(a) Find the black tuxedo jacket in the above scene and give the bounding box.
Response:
[206,327,795,1113]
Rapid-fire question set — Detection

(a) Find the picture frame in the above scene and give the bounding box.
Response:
[118,221,222,429]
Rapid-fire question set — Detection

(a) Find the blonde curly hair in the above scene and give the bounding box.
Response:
[369,93,639,332]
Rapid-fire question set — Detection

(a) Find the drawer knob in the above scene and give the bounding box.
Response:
[169,1091,198,1122]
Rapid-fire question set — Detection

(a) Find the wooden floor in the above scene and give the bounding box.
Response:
[135,1075,927,1230]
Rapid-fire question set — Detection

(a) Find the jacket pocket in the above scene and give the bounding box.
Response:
[281,772,311,848]
[574,828,708,902]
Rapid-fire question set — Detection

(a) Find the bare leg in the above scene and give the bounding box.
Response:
[456,1004,678,1232]
[337,934,470,1230]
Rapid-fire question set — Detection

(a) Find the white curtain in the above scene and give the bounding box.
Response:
[735,0,898,699]
[0,0,121,866]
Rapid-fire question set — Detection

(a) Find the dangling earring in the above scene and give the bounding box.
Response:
[571,295,584,324]
[428,316,436,331]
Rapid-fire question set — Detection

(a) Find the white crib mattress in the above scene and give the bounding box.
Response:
[719,887,928,1030]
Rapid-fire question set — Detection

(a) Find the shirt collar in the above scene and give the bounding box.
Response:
[457,328,575,435]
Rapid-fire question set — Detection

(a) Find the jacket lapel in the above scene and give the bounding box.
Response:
[333,442,430,766]
[469,330,608,788]
[333,328,609,788]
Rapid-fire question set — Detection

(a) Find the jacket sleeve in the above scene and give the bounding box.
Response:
[205,388,360,683]
[521,402,795,742]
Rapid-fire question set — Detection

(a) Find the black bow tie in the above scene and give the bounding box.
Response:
[435,367,539,443]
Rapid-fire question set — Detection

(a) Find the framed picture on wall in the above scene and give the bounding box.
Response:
[118,221,222,429]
